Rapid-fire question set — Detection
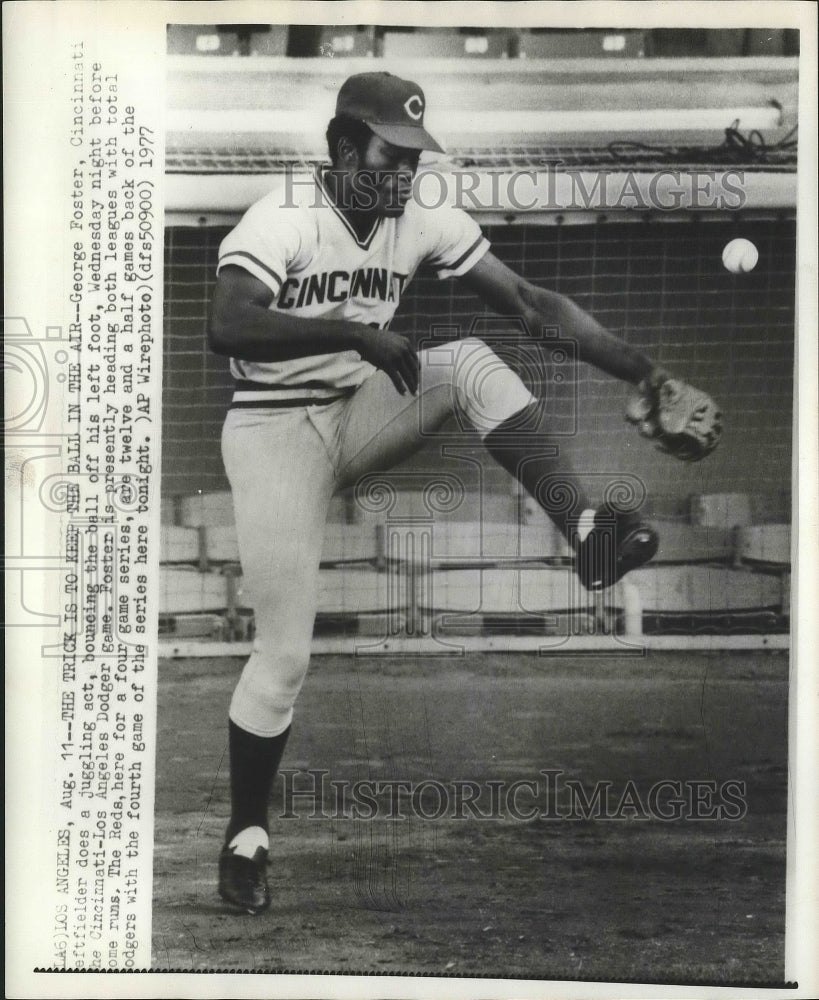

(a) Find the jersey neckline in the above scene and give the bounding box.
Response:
[314,165,384,251]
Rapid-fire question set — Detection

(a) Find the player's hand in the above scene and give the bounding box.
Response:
[353,326,420,396]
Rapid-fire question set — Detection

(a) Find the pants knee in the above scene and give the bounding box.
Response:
[459,336,491,354]
[425,336,500,400]
[448,337,535,435]
[452,337,493,382]
[451,337,509,396]
[229,651,309,737]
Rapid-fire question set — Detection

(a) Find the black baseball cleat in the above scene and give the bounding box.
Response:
[575,509,659,591]
[218,844,271,915]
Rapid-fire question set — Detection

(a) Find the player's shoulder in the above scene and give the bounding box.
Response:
[233,175,321,250]
[400,191,481,262]
[401,189,469,235]
[245,175,317,220]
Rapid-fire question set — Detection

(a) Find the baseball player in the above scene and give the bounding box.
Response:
[208,72,722,913]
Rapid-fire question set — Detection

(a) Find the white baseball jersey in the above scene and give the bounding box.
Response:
[217,166,490,399]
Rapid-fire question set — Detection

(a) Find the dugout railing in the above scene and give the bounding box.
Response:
[156,489,790,655]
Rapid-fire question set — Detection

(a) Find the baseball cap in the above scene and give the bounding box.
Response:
[335,72,444,154]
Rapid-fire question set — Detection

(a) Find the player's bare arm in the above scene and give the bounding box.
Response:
[208,265,419,394]
[460,252,720,459]
[460,250,656,385]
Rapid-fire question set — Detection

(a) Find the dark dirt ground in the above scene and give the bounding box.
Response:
[151,650,788,984]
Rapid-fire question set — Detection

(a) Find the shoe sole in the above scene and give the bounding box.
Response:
[581,524,659,591]
[218,887,271,916]
[612,525,659,582]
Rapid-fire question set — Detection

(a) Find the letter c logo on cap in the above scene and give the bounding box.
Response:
[404,95,423,121]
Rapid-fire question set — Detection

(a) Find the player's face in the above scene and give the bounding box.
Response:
[355,136,422,217]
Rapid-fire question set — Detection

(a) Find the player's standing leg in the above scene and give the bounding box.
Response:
[218,405,336,913]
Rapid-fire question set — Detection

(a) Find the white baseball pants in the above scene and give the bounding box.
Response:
[222,338,535,736]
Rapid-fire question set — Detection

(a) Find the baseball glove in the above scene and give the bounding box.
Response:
[625,369,722,462]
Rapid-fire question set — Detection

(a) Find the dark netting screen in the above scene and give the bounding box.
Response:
[162,215,794,520]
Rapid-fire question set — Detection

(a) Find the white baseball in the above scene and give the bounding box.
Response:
[722,238,759,274]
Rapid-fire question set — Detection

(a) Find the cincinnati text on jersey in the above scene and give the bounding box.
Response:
[277,268,408,310]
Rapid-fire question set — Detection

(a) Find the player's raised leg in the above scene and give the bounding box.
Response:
[337,337,657,589]
[219,406,336,913]
[483,406,658,590]
[336,336,536,483]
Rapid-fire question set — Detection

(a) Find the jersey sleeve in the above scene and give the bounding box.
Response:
[423,205,490,280]
[216,194,306,296]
